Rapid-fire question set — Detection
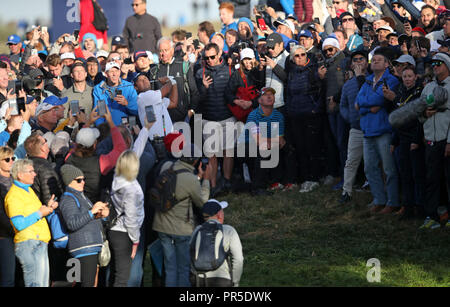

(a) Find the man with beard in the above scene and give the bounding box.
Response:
[419,5,441,34]
[237,18,256,45]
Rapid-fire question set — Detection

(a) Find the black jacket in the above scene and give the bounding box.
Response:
[196,60,233,121]
[391,82,424,146]
[225,66,264,109]
[150,59,200,123]
[29,156,63,205]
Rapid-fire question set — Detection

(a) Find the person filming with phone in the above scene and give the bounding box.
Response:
[93,62,139,127]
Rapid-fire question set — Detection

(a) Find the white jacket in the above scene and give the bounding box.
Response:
[111,175,145,243]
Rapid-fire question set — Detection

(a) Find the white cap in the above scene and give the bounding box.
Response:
[240,48,255,60]
[322,38,340,50]
[76,128,100,148]
[105,61,121,72]
[394,54,416,67]
[96,50,109,59]
[273,19,295,35]
[60,52,76,60]
[376,25,394,33]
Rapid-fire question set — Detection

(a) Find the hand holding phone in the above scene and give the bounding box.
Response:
[128,116,137,127]
[145,105,156,123]
[70,100,80,116]
[98,100,107,117]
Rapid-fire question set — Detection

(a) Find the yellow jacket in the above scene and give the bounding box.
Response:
[5,183,51,244]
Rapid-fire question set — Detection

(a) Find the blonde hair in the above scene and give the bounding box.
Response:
[11,159,33,181]
[0,146,14,161]
[115,150,139,182]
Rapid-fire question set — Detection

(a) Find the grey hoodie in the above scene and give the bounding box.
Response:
[110,175,145,243]
[420,76,450,143]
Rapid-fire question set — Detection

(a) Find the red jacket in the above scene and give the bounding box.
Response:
[79,0,108,46]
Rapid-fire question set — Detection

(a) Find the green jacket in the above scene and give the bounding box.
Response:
[152,160,210,236]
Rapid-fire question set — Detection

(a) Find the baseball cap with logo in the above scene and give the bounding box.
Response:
[60,52,76,61]
[240,48,255,60]
[438,38,450,48]
[266,33,284,49]
[299,30,313,38]
[7,35,21,45]
[273,18,295,34]
[35,102,58,117]
[134,50,148,61]
[105,62,121,72]
[44,96,68,106]
[112,36,126,46]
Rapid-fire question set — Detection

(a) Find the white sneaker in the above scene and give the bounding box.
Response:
[299,181,319,193]
[299,181,311,193]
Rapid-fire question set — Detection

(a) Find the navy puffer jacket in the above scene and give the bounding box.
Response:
[286,59,324,116]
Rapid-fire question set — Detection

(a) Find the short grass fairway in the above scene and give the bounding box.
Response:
[145,186,450,287]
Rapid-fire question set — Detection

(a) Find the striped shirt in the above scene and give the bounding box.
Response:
[242,106,285,143]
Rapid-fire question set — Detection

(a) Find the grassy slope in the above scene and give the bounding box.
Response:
[222,186,450,287]
[142,185,450,287]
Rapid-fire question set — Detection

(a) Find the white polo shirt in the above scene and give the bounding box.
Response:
[137,90,173,140]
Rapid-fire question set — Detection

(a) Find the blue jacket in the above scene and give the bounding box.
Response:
[59,187,103,258]
[340,75,366,130]
[355,70,399,137]
[93,79,138,126]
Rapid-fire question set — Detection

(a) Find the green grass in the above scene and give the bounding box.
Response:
[143,185,450,287]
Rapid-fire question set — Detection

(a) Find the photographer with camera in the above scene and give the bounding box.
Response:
[152,142,212,287]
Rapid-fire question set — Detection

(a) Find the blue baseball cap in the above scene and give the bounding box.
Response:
[43,96,68,106]
[7,35,21,45]
[299,30,313,38]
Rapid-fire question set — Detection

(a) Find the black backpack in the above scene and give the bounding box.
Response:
[92,0,108,32]
[190,221,229,272]
[149,163,190,213]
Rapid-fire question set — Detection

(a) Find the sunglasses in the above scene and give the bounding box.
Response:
[74,177,86,183]
[342,18,354,23]
[204,55,217,61]
[295,53,307,58]
[131,3,142,7]
[324,48,334,53]
[431,61,444,67]
[3,156,16,163]
[333,1,341,4]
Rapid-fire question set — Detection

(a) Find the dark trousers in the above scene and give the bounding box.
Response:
[195,276,233,287]
[288,113,325,183]
[327,112,349,178]
[108,230,133,287]
[425,140,450,221]
[79,254,98,287]
[0,237,15,287]
[397,142,426,208]
[251,149,284,190]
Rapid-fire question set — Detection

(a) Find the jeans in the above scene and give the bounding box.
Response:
[15,240,49,287]
[159,232,191,287]
[127,226,146,287]
[363,133,399,207]
[343,129,364,194]
[0,237,15,287]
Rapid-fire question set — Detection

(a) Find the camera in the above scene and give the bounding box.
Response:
[124,57,133,65]
[258,44,269,58]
